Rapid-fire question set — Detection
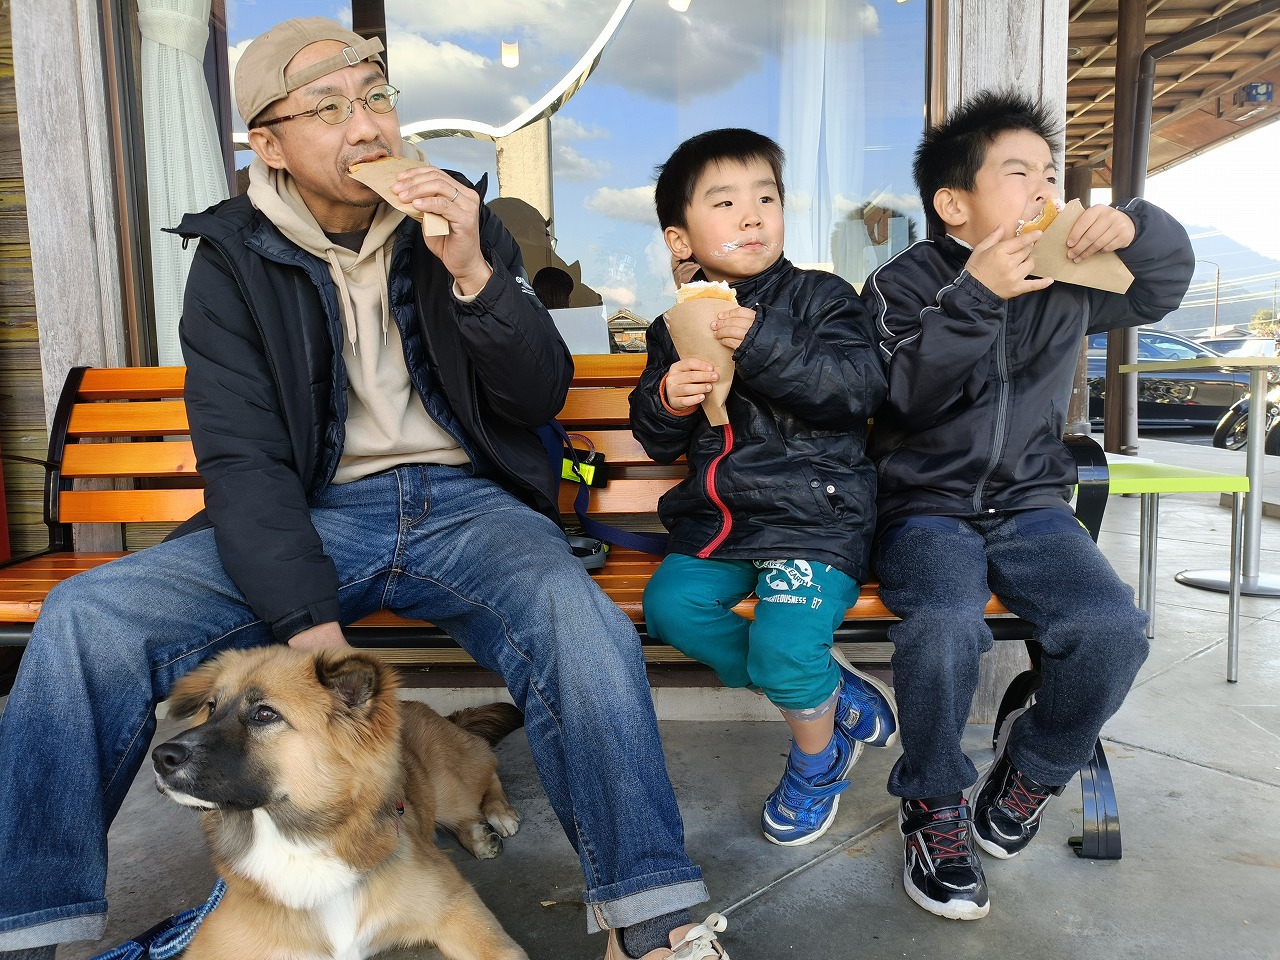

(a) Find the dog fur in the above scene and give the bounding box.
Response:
[152,645,528,960]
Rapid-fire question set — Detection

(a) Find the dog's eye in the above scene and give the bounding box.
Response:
[250,706,281,725]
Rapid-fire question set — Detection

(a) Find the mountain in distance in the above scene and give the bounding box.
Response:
[1155,225,1280,337]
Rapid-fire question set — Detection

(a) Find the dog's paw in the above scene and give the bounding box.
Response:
[488,806,521,838]
[460,821,504,859]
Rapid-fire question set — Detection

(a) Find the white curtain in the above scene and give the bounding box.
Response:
[778,0,868,269]
[138,0,228,366]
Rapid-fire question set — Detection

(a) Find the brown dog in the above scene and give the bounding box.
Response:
[152,646,528,960]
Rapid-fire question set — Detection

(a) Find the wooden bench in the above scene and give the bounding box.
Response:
[0,355,1121,858]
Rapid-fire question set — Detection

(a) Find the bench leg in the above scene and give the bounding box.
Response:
[995,669,1123,860]
[1068,738,1122,860]
[992,668,1041,752]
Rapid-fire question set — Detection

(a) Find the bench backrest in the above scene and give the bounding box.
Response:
[44,356,674,549]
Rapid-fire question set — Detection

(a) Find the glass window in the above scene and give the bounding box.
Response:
[223,0,927,344]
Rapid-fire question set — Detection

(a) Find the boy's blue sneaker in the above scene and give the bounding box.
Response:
[831,647,900,748]
[761,728,861,846]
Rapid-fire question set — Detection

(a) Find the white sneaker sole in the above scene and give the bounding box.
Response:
[831,647,900,748]
[763,794,841,846]
[902,862,991,920]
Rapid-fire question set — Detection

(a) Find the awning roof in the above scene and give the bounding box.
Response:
[1067,0,1280,185]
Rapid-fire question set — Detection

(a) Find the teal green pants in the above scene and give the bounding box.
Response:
[643,553,860,712]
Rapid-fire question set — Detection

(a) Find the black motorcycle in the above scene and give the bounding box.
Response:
[1212,383,1280,454]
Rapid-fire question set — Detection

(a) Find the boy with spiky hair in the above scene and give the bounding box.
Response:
[632,128,895,854]
[863,90,1193,920]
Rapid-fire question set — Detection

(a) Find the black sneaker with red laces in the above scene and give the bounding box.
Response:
[971,725,1065,860]
[899,797,989,921]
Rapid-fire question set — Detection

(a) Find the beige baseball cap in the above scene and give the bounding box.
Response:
[235,17,385,126]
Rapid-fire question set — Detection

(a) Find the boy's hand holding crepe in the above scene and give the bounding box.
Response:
[664,281,742,426]
[968,199,1136,299]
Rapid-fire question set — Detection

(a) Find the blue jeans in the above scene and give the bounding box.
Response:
[0,466,705,950]
[875,508,1149,799]
[644,553,858,712]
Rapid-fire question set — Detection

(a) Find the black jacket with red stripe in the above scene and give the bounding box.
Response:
[630,257,886,582]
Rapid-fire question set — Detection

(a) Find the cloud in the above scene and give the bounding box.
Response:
[555,144,610,181]
[597,284,637,307]
[594,0,882,102]
[585,185,656,224]
[833,191,922,217]
[552,115,610,141]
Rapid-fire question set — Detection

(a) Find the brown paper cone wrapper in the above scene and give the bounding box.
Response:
[348,157,450,237]
[664,299,736,426]
[1029,198,1133,294]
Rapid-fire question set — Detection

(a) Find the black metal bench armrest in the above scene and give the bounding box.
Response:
[1065,433,1110,543]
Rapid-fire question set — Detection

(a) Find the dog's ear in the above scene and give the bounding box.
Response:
[314,651,385,711]
[168,661,221,722]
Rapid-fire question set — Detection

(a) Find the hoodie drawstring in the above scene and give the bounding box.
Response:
[376,244,389,345]
[326,247,360,354]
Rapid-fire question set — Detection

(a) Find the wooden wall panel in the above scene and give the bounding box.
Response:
[0,0,50,557]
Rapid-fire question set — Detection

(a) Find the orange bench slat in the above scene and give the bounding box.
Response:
[60,442,199,479]
[67,401,191,438]
[58,489,205,524]
[76,367,188,400]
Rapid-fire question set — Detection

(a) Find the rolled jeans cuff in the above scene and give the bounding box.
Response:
[0,910,104,950]
[586,878,709,934]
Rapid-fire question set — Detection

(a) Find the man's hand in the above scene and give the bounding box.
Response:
[665,358,718,411]
[1066,205,1136,263]
[965,225,1055,300]
[288,621,351,651]
[393,166,492,295]
[711,306,757,351]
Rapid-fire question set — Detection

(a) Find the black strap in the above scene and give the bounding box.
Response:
[540,420,668,557]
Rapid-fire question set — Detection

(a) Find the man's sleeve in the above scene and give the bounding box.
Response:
[180,242,341,641]
[448,204,574,425]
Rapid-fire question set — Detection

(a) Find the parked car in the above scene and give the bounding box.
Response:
[1087,330,1251,427]
[1196,336,1277,358]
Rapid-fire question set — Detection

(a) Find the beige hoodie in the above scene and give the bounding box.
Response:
[246,144,469,484]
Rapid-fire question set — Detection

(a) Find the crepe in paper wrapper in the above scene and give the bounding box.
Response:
[665,288,737,426]
[348,157,450,237]
[1030,198,1133,294]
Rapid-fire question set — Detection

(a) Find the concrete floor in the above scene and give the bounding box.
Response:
[14,437,1280,960]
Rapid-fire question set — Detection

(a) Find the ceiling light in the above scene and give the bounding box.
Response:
[501,40,519,68]
[668,0,691,11]
[1223,81,1272,122]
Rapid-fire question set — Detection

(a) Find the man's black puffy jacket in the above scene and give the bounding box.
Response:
[630,257,887,582]
[864,198,1194,533]
[170,184,571,641]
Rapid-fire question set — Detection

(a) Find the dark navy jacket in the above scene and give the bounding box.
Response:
[864,198,1194,534]
[629,258,886,582]
[170,180,571,640]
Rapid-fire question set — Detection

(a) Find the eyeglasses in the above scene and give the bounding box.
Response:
[257,84,400,128]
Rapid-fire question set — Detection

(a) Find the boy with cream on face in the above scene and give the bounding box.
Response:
[630,128,894,849]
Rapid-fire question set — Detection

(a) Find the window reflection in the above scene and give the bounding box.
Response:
[224,0,926,347]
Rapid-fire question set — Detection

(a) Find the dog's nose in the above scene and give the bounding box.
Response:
[152,741,191,773]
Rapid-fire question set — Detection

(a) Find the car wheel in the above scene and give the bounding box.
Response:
[1267,418,1280,457]
[1213,410,1249,450]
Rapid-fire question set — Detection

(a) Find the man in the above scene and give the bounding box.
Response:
[0,18,728,960]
